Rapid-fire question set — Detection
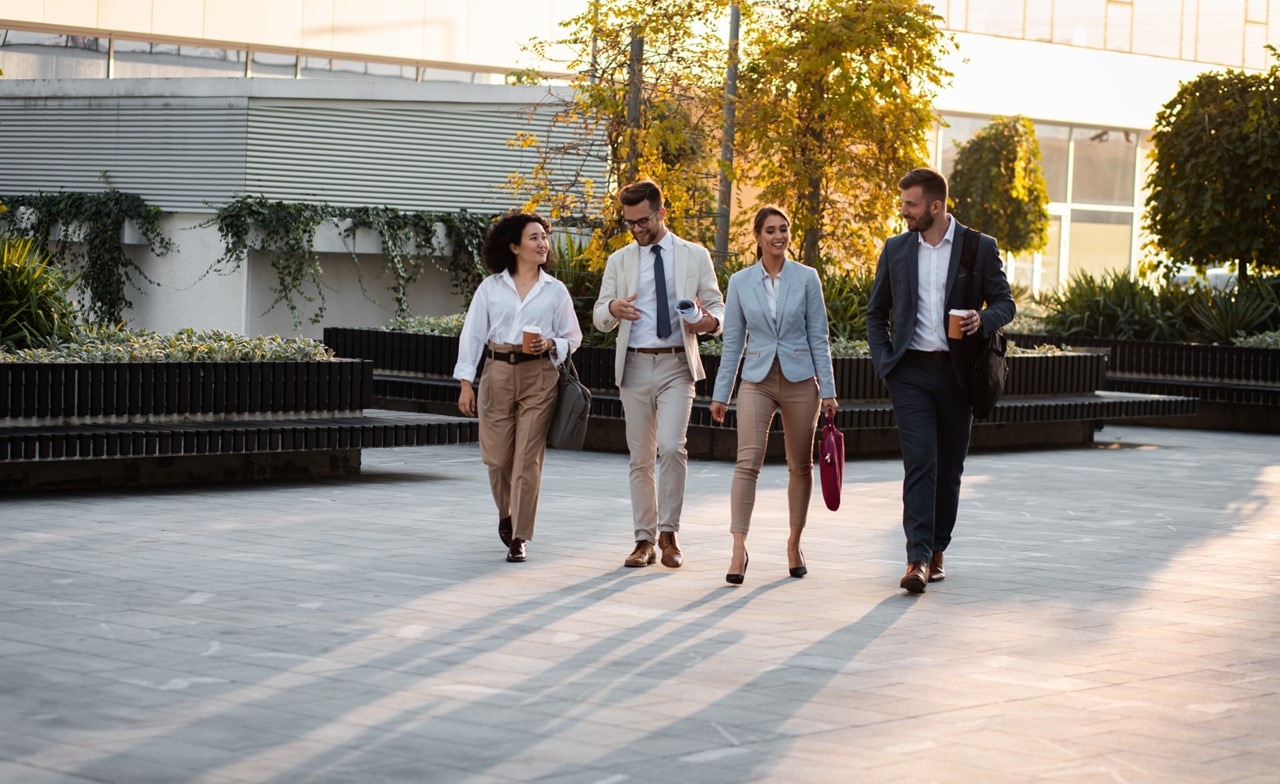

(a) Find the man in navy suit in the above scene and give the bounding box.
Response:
[867,168,1016,593]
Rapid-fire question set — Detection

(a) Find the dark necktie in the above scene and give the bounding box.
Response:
[653,245,671,339]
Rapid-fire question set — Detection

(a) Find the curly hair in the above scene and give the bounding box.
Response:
[481,213,555,274]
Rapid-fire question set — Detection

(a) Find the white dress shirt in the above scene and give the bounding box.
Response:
[452,269,583,382]
[628,232,682,349]
[759,261,782,327]
[907,214,956,353]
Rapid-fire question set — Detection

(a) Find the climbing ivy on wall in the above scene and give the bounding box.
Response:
[209,197,495,327]
[0,190,174,325]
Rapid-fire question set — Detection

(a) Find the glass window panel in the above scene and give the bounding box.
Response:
[1068,210,1133,279]
[1037,123,1071,203]
[0,31,108,78]
[1012,215,1062,293]
[1196,3,1245,66]
[1071,127,1137,205]
[1244,24,1269,69]
[1246,0,1267,23]
[965,0,1026,37]
[1106,2,1133,51]
[251,50,296,78]
[1131,0,1181,59]
[1026,0,1055,41]
[939,114,991,179]
[1054,0,1107,47]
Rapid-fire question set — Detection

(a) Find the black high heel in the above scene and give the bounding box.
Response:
[789,547,807,578]
[726,551,749,585]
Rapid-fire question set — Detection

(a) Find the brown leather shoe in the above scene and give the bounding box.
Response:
[658,532,684,568]
[928,550,945,582]
[900,561,929,593]
[506,538,527,563]
[624,541,656,567]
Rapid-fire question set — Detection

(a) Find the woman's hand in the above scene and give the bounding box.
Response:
[821,397,838,419]
[710,401,728,424]
[458,381,477,416]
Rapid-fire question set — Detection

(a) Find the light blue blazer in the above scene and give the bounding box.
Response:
[711,259,836,404]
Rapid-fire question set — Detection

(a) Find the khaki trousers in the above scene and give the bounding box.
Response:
[730,361,820,535]
[477,343,559,541]
[619,352,696,544]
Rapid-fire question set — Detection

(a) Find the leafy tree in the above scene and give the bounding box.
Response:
[734,0,952,269]
[1145,47,1280,282]
[948,115,1050,256]
[509,0,731,265]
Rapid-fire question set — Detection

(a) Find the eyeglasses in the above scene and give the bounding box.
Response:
[621,210,659,230]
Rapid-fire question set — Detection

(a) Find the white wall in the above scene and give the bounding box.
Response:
[123,213,466,339]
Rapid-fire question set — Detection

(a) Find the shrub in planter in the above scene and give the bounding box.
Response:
[0,326,334,362]
[1037,269,1197,341]
[1,236,79,350]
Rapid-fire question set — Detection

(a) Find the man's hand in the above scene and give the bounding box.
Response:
[610,294,641,321]
[683,300,718,334]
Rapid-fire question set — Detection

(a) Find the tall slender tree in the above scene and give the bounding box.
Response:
[735,0,953,269]
[948,115,1050,256]
[1145,47,1280,282]
[508,0,731,265]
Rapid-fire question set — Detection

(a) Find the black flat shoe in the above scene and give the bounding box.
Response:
[789,548,807,578]
[726,551,748,585]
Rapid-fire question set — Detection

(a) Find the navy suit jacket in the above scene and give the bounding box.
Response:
[866,219,1016,392]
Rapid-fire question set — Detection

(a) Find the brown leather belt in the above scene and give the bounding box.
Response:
[486,349,545,364]
[627,346,686,355]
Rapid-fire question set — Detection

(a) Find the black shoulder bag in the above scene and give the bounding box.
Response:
[962,229,1008,420]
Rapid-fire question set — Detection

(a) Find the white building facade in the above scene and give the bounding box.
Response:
[1,1,1277,336]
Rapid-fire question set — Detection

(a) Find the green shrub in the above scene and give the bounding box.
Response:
[0,326,334,362]
[1037,269,1196,341]
[1186,280,1279,344]
[817,264,873,342]
[386,313,466,336]
[1,236,79,350]
[1235,330,1280,349]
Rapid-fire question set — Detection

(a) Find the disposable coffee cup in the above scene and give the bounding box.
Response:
[947,309,967,340]
[675,298,701,325]
[522,325,542,353]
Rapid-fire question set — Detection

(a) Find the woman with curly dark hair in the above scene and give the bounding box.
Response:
[453,213,582,562]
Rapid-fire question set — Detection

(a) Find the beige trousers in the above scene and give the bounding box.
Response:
[619,352,696,543]
[477,343,559,541]
[730,361,820,535]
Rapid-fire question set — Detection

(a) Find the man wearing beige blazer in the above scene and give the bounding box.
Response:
[593,180,726,568]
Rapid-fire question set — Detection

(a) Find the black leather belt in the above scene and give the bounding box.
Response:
[904,350,950,363]
[486,349,545,364]
[627,346,686,354]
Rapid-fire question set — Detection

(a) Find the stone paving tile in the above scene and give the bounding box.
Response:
[1,425,1277,782]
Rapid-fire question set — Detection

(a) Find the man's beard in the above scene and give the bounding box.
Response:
[909,210,935,233]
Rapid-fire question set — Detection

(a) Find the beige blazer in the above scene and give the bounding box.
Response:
[592,233,726,386]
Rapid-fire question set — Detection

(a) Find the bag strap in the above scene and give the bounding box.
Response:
[961,228,981,310]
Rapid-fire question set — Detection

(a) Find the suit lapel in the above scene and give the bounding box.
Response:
[772,264,794,336]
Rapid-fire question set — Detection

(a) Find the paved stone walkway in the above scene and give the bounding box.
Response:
[1,425,1278,783]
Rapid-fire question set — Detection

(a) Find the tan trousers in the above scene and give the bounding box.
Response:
[477,343,559,541]
[730,361,820,535]
[619,352,696,543]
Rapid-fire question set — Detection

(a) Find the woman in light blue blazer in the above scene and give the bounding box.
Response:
[710,206,838,585]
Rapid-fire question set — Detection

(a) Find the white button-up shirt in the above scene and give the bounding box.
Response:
[907,215,956,353]
[628,232,682,349]
[759,261,783,327]
[452,269,583,382]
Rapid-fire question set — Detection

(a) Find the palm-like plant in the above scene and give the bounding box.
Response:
[1,236,79,349]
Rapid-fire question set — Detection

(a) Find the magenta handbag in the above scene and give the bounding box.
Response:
[819,411,844,511]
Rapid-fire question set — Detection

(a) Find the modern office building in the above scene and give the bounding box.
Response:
[1,2,1275,334]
